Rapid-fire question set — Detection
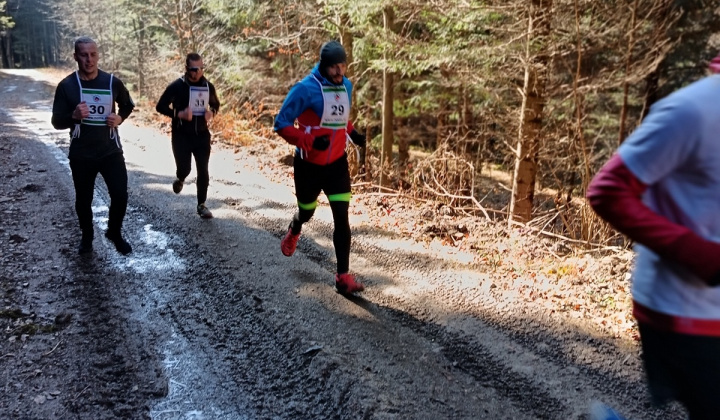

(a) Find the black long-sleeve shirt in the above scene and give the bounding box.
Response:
[155,76,220,136]
[51,70,135,160]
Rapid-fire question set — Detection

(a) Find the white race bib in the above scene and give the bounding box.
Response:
[320,85,349,129]
[80,88,112,126]
[189,86,210,116]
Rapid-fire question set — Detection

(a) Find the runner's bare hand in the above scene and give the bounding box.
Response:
[179,108,193,121]
[106,113,122,128]
[72,101,90,120]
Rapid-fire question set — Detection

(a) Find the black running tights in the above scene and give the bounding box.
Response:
[69,153,128,236]
[291,201,351,274]
[172,131,211,205]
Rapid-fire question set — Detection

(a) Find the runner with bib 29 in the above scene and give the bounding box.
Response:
[274,40,367,295]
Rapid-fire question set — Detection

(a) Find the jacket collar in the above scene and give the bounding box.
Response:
[182,75,208,86]
[311,64,345,86]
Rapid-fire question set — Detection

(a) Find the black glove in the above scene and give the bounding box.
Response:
[312,135,330,150]
[709,270,720,287]
[349,130,366,148]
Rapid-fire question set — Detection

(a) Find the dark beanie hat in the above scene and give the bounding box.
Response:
[319,41,347,68]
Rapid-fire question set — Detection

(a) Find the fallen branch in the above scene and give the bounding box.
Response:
[73,385,90,402]
[42,340,62,357]
[353,188,431,205]
[509,219,624,252]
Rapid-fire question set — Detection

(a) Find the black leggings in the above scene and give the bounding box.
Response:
[69,153,128,236]
[639,323,720,419]
[290,156,352,274]
[291,201,351,274]
[172,131,211,204]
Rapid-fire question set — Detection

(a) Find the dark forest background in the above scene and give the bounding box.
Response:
[2,0,718,244]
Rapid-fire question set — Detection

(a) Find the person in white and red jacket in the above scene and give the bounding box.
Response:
[587,55,720,419]
[273,40,367,295]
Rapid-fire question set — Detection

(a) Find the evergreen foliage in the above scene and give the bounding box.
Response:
[2,0,718,240]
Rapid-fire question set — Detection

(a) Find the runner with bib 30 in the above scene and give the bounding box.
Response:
[51,36,135,256]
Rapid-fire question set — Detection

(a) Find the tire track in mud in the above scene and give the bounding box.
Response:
[113,179,391,418]
[277,223,576,415]
[132,205,513,419]
[221,191,581,418]
[219,198,576,418]
[226,192,684,419]
[346,234,685,419]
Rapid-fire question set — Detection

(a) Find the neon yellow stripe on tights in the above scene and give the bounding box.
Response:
[327,192,352,202]
[298,200,318,210]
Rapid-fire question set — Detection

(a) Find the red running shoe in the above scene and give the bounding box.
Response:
[335,273,365,294]
[281,228,300,256]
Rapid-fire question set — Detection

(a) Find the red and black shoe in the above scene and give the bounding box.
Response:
[335,273,365,295]
[281,228,300,256]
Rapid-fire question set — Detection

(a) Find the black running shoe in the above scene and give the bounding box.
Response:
[105,231,132,255]
[172,178,184,194]
[78,230,93,254]
[197,203,213,219]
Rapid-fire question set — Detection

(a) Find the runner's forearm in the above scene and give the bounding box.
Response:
[588,154,720,283]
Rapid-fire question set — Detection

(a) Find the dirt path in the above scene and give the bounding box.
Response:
[0,69,685,419]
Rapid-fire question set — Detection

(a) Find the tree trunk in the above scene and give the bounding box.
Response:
[436,94,448,149]
[640,69,660,121]
[380,7,395,189]
[398,130,409,170]
[509,0,551,225]
[188,0,196,53]
[340,14,356,122]
[340,14,361,179]
[29,16,35,66]
[1,32,12,68]
[175,0,185,57]
[133,17,146,98]
[7,33,15,67]
[51,20,59,64]
[41,19,48,66]
[460,85,471,138]
[364,122,372,182]
[618,0,639,145]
